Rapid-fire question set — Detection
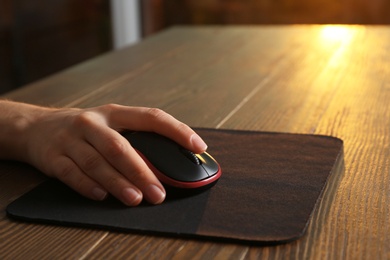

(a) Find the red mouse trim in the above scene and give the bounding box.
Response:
[135,150,222,189]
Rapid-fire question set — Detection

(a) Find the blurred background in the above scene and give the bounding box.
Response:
[1,0,389,95]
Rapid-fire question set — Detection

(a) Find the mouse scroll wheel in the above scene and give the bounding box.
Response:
[181,149,201,165]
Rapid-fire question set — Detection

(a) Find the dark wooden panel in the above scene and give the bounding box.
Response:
[0,0,13,94]
[143,0,390,36]
[16,0,111,85]
[0,0,111,94]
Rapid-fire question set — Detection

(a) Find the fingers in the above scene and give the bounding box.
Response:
[66,141,143,206]
[101,105,208,154]
[68,111,166,205]
[53,156,108,201]
[31,104,207,207]
[54,138,166,206]
[82,126,166,206]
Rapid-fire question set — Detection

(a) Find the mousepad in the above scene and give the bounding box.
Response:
[7,129,344,245]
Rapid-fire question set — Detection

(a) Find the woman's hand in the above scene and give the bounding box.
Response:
[0,101,207,206]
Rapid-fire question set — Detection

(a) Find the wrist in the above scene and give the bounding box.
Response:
[0,100,50,162]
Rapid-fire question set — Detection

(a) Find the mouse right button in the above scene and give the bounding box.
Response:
[197,152,220,176]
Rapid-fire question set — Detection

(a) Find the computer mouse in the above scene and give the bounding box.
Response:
[122,131,222,189]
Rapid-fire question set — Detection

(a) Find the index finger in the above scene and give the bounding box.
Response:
[101,105,208,154]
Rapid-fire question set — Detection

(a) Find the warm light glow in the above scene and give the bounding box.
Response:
[318,25,357,68]
[320,25,354,44]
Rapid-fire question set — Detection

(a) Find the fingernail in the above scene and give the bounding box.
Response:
[191,134,208,152]
[92,187,108,201]
[122,187,142,206]
[146,185,166,204]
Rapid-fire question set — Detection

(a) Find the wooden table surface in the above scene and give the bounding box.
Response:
[1,25,389,259]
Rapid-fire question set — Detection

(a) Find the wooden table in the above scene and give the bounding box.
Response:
[1,25,389,259]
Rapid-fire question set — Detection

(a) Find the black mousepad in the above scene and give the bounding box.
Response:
[7,129,344,245]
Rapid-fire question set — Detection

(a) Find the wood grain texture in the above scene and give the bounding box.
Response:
[1,25,389,259]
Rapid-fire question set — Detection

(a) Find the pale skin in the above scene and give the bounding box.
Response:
[0,100,207,206]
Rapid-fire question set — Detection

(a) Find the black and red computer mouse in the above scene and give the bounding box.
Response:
[122,131,222,189]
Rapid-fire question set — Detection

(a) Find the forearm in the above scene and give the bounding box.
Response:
[0,100,48,161]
